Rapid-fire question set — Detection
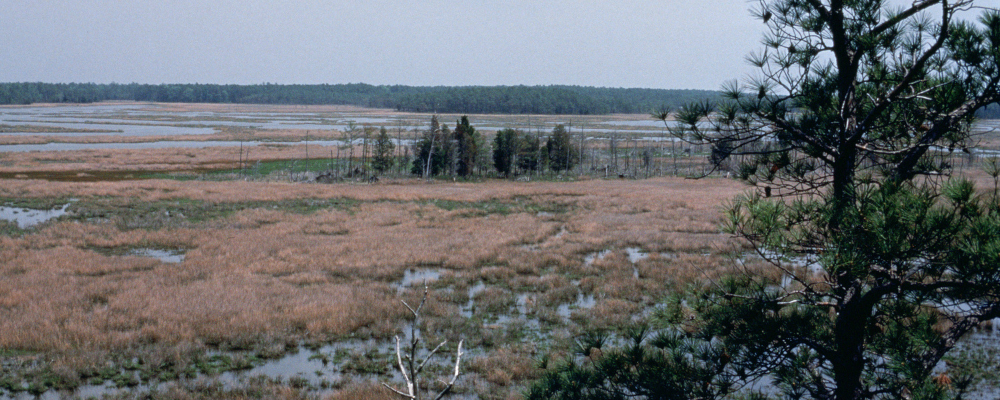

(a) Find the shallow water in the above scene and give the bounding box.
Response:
[0,138,415,152]
[557,293,597,318]
[0,141,258,152]
[0,342,389,400]
[0,120,214,136]
[584,249,611,265]
[0,203,70,228]
[463,282,488,317]
[600,120,675,128]
[625,247,649,263]
[129,248,185,264]
[398,268,442,290]
[216,347,338,387]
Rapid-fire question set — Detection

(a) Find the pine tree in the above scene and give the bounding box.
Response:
[372,126,395,174]
[454,116,478,177]
[493,128,519,177]
[531,2,1000,399]
[546,124,579,172]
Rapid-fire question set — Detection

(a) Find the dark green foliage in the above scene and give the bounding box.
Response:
[372,126,395,174]
[411,116,437,177]
[0,82,411,107]
[672,3,1000,195]
[693,1,1000,397]
[411,116,452,177]
[493,128,519,177]
[526,329,738,400]
[517,133,542,173]
[454,116,479,177]
[436,123,455,175]
[392,86,722,115]
[533,180,1000,398]
[535,2,1000,400]
[0,82,721,115]
[717,181,1000,400]
[709,140,734,170]
[546,125,580,172]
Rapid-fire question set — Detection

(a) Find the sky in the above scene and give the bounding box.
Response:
[0,1,764,90]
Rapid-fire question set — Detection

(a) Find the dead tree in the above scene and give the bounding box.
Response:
[383,285,464,400]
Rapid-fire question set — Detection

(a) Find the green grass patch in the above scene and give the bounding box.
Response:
[0,219,24,237]
[68,196,360,230]
[0,197,75,210]
[422,198,570,217]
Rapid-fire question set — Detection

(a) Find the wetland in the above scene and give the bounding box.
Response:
[1,103,998,399]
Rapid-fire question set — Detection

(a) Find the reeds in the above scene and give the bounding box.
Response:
[0,175,745,396]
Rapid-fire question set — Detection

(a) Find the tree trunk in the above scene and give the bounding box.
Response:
[833,295,868,400]
[830,143,857,231]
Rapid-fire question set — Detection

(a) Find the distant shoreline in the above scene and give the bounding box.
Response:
[0,82,721,115]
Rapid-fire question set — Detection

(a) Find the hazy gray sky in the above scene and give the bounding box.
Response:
[1,1,763,90]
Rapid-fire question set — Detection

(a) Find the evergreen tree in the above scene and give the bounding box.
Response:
[517,132,541,174]
[454,116,478,177]
[474,129,492,176]
[533,1,1000,399]
[372,126,395,174]
[546,124,579,172]
[437,123,454,176]
[493,128,519,177]
[411,116,450,177]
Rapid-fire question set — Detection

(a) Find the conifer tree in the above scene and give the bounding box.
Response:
[546,124,580,172]
[493,128,519,177]
[372,126,395,174]
[454,116,478,177]
[532,2,1000,399]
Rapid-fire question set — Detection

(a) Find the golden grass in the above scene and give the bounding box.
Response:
[468,345,540,386]
[323,382,390,400]
[0,177,742,349]
[10,101,999,396]
[0,175,745,397]
[0,143,334,174]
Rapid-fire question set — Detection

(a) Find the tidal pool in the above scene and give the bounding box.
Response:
[0,203,70,228]
[128,248,185,264]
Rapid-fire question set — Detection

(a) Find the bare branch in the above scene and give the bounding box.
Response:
[383,383,416,399]
[387,286,464,400]
[434,340,464,400]
[416,340,447,377]
[393,335,415,398]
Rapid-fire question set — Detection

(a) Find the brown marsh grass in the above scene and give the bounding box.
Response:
[0,143,342,174]
[0,127,352,145]
[0,175,746,397]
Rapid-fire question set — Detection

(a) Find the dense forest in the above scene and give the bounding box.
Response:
[4,82,996,117]
[0,82,719,115]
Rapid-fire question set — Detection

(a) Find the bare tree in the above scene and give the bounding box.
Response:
[425,116,439,179]
[346,121,357,176]
[383,285,464,400]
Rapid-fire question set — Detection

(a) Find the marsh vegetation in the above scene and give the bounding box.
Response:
[0,133,746,398]
[1,103,999,399]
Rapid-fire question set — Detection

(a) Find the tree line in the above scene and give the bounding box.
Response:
[295,114,714,183]
[407,116,579,179]
[313,115,585,181]
[393,85,721,114]
[0,82,720,115]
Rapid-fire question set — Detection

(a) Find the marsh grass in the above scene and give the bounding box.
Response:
[0,219,23,236]
[0,176,744,398]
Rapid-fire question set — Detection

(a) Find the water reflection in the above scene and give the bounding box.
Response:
[0,203,70,228]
